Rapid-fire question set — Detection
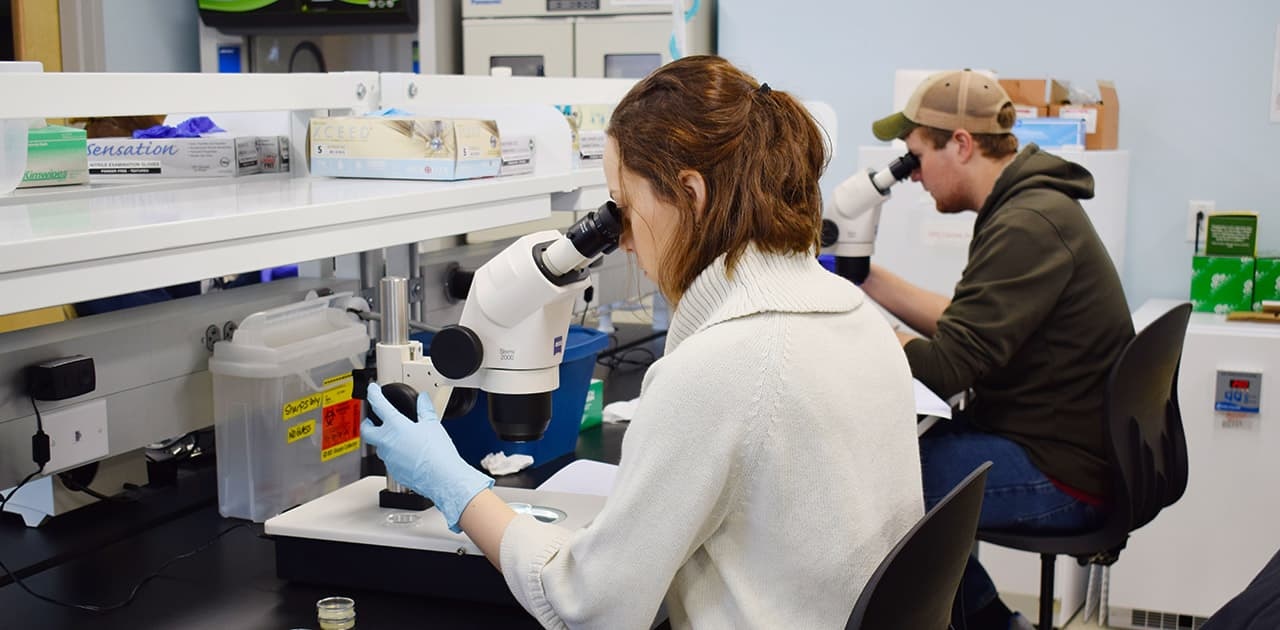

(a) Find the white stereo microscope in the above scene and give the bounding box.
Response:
[265,202,623,601]
[820,151,920,284]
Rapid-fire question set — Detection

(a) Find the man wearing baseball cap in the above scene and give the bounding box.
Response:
[860,70,1133,630]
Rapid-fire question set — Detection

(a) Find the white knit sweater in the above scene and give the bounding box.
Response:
[500,245,923,629]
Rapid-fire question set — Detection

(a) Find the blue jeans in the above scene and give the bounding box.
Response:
[919,417,1105,626]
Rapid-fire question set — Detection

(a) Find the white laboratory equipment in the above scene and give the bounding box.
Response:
[1103,299,1280,629]
[195,0,460,74]
[858,144,1131,626]
[462,0,716,78]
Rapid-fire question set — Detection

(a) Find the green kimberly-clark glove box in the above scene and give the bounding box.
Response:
[580,378,604,432]
[18,125,89,189]
[1254,256,1280,311]
[1191,255,1254,313]
[1204,212,1258,256]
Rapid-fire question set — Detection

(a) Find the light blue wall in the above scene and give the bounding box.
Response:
[719,1,1280,308]
[101,0,199,72]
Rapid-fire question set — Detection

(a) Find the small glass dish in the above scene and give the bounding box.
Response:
[316,595,355,630]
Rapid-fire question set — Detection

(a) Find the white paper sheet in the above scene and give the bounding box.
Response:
[913,378,952,419]
[536,459,619,496]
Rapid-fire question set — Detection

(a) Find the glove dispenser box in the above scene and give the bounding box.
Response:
[208,295,369,522]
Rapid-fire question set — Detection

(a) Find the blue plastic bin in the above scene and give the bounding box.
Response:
[410,325,610,468]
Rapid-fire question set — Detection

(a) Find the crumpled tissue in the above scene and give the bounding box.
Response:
[132,116,225,139]
[602,398,638,424]
[481,451,534,476]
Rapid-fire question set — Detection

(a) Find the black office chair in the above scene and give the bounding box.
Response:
[847,461,991,630]
[976,302,1192,630]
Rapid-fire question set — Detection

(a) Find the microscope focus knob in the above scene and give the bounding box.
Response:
[367,381,418,426]
[429,325,484,380]
[820,218,839,248]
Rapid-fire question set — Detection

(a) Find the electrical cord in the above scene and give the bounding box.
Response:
[287,40,327,73]
[29,396,49,471]
[596,333,659,371]
[2,396,246,612]
[0,396,52,517]
[0,522,252,613]
[57,471,135,504]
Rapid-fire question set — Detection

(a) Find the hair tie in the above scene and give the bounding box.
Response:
[758,82,772,95]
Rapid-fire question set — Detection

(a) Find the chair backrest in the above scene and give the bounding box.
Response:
[1101,302,1192,545]
[846,462,991,630]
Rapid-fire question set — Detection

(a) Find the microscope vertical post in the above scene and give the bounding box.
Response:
[377,277,416,499]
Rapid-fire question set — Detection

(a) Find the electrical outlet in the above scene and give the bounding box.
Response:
[1187,200,1215,243]
[41,398,109,473]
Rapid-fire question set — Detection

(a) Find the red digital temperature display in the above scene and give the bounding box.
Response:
[1229,379,1251,389]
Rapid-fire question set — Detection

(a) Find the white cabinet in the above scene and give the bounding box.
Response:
[463,17,576,77]
[574,14,671,79]
[1105,300,1280,628]
[461,0,714,79]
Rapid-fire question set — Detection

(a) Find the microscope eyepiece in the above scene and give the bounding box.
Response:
[565,200,624,259]
[888,152,920,181]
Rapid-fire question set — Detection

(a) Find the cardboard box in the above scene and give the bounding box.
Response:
[499,134,535,177]
[255,135,290,173]
[308,117,501,181]
[1012,105,1049,119]
[18,125,89,188]
[0,305,76,333]
[1191,255,1255,313]
[999,78,1051,107]
[87,136,261,177]
[1253,256,1280,311]
[1203,211,1258,256]
[557,104,613,165]
[1048,80,1118,150]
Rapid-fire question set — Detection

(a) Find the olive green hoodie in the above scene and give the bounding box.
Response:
[904,144,1133,497]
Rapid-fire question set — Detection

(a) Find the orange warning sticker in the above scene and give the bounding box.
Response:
[321,397,362,461]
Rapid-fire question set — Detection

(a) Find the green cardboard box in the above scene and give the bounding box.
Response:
[1191,255,1255,313]
[580,378,603,431]
[18,124,88,189]
[1204,212,1258,256]
[1254,257,1280,311]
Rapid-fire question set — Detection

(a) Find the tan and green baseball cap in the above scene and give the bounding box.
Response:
[872,70,1014,141]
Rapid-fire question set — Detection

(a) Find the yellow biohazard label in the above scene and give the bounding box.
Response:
[323,373,354,386]
[321,438,360,462]
[286,419,316,444]
[282,393,323,421]
[323,380,354,407]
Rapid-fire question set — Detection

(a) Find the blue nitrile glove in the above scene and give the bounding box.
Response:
[361,382,494,532]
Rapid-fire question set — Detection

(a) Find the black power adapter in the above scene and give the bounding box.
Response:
[24,355,96,469]
[27,355,95,401]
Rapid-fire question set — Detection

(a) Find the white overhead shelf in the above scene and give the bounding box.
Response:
[0,72,379,119]
[0,173,569,314]
[0,71,637,317]
[554,167,610,212]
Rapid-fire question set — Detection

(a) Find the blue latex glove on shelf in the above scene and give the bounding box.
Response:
[361,382,494,533]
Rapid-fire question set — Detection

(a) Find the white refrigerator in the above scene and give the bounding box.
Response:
[1104,299,1280,629]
